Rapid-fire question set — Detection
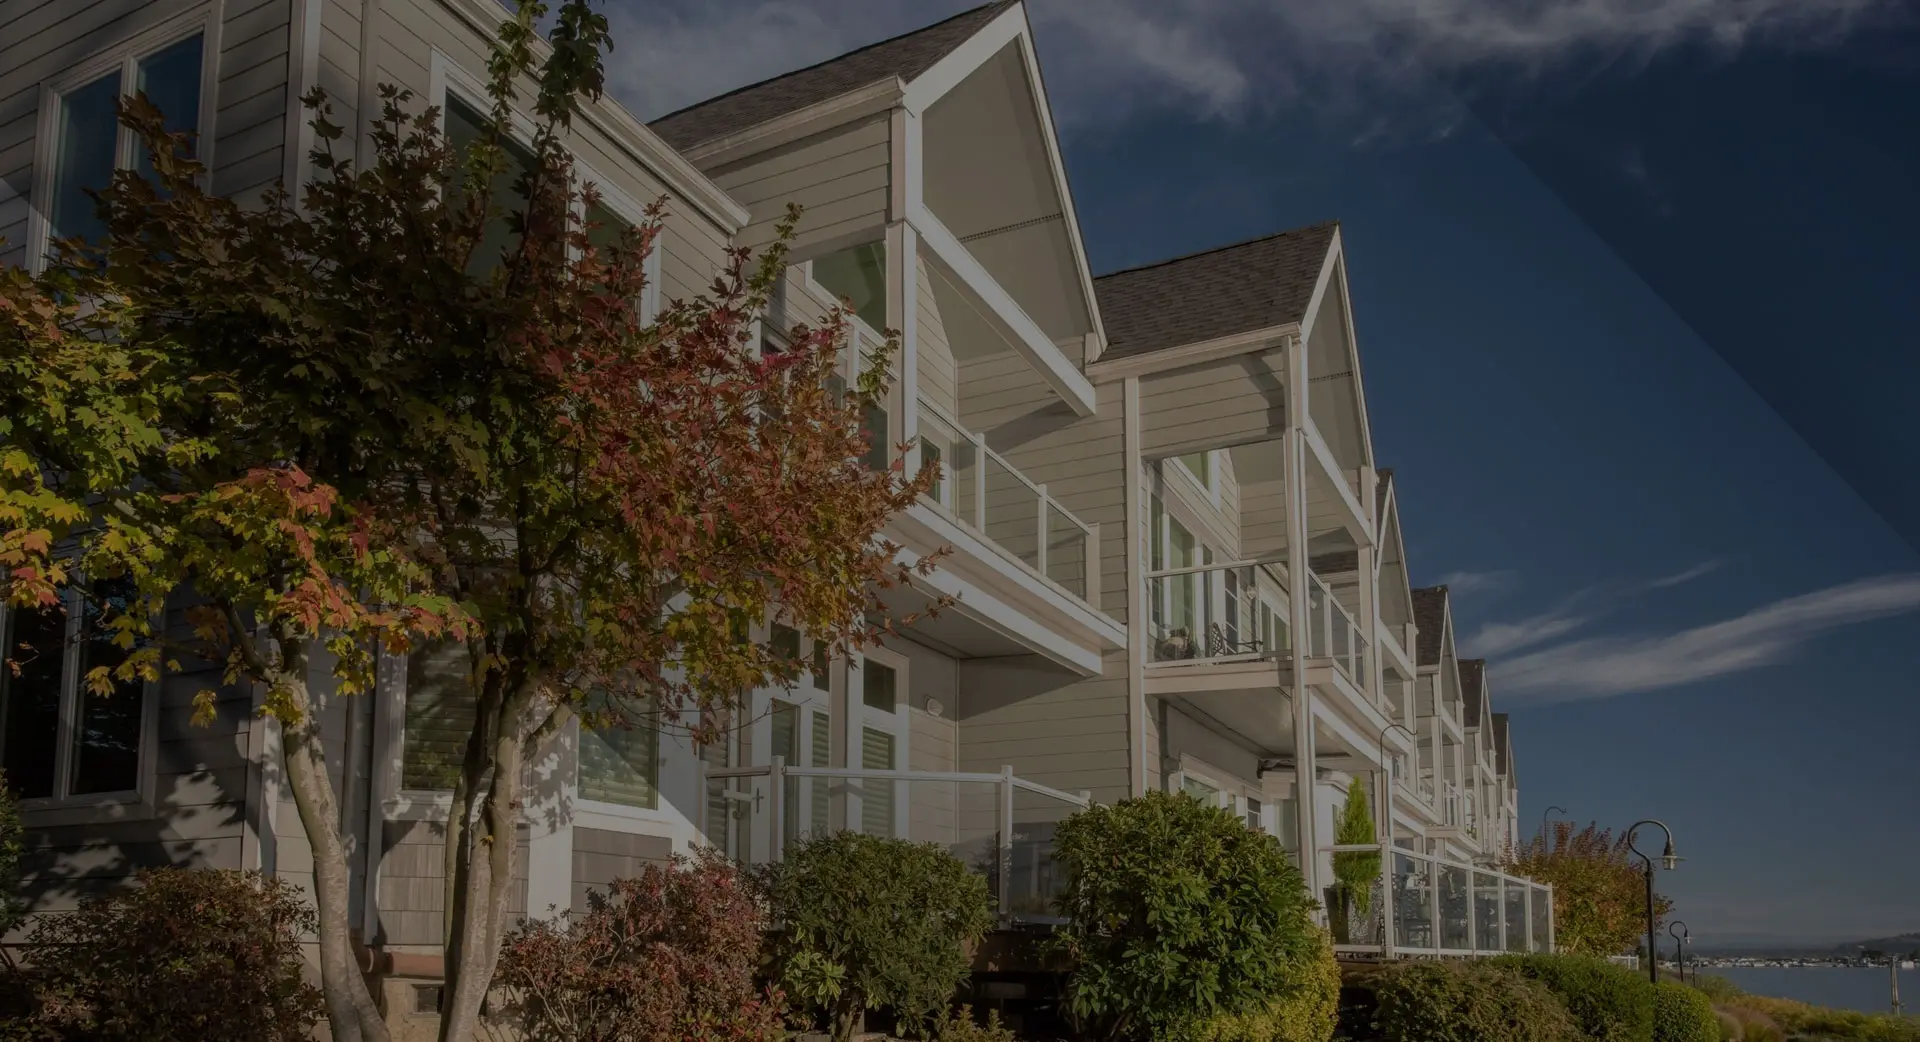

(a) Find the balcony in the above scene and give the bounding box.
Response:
[702,760,1090,922]
[1144,558,1291,666]
[916,397,1096,602]
[1307,571,1367,690]
[1325,843,1554,957]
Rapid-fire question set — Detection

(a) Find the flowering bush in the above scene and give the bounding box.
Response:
[490,849,783,1042]
[18,869,324,1042]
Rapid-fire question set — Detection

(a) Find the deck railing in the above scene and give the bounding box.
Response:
[916,397,1097,600]
[701,760,1091,921]
[1323,842,1554,957]
[1143,558,1291,665]
[1307,571,1367,689]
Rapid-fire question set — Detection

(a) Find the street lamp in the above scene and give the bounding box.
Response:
[1539,805,1568,853]
[1627,819,1681,985]
[1377,722,1418,844]
[1669,920,1691,985]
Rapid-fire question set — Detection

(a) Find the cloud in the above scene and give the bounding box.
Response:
[1647,559,1721,589]
[601,0,1905,130]
[1489,573,1920,701]
[1463,609,1588,658]
[1437,569,1517,595]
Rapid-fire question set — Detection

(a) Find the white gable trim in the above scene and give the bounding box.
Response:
[1085,324,1298,383]
[901,2,1109,357]
[1297,229,1378,474]
[680,77,907,168]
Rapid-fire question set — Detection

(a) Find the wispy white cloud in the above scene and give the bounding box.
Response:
[1647,559,1722,589]
[602,0,1904,130]
[1437,569,1517,595]
[1490,574,1920,701]
[1463,609,1588,658]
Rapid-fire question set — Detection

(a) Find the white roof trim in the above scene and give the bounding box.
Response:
[1085,324,1299,383]
[434,0,749,232]
[901,1,1108,357]
[679,77,907,168]
[1296,229,1377,472]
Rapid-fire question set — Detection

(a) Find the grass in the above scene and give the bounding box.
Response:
[1684,975,1920,1042]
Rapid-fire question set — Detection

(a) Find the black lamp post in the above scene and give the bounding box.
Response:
[1669,920,1691,985]
[1539,805,1568,852]
[1627,819,1681,985]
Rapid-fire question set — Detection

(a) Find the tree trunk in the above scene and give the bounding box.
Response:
[438,709,528,1041]
[277,636,392,1042]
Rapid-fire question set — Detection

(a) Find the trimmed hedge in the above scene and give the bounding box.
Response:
[1368,960,1582,1042]
[1653,982,1720,1042]
[1491,952,1654,1042]
[1188,928,1342,1042]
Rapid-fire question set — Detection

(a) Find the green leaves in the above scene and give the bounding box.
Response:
[1049,791,1319,1042]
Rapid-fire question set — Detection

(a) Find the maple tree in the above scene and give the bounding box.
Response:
[0,0,936,1038]
[1506,821,1675,958]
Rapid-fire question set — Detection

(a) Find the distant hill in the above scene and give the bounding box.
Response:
[1835,932,1920,955]
[1692,931,1920,957]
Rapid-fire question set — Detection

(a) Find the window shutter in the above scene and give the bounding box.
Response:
[860,727,894,837]
[810,709,832,833]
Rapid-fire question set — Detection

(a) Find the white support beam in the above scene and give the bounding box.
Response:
[1304,419,1372,544]
[910,204,1097,416]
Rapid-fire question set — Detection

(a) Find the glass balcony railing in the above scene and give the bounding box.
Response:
[916,398,1094,600]
[1307,570,1368,687]
[1323,842,1555,956]
[1143,559,1291,665]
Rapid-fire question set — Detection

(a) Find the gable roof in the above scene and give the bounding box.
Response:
[1459,658,1486,727]
[1492,712,1513,780]
[648,1,1016,152]
[1091,221,1339,362]
[1412,585,1449,666]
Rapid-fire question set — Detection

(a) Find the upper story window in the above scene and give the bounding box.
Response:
[578,694,659,811]
[0,579,151,803]
[444,94,538,275]
[1176,451,1215,493]
[44,33,205,253]
[811,241,887,333]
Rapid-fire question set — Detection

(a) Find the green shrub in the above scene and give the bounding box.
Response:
[1049,790,1319,1041]
[1716,1004,1783,1042]
[1653,981,1720,1042]
[760,831,994,1042]
[1189,928,1341,1042]
[1369,960,1582,1042]
[1492,952,1654,1042]
[0,770,21,940]
[16,869,324,1042]
[930,1005,1018,1042]
[1686,975,1745,1003]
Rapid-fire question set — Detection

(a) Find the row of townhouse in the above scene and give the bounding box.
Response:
[0,0,1551,1024]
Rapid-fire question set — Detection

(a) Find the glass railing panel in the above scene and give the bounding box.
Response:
[1392,851,1434,950]
[1046,506,1088,598]
[1440,863,1472,950]
[1308,581,1329,658]
[1146,561,1289,664]
[1474,871,1502,952]
[1505,878,1529,951]
[915,403,978,522]
[983,452,1040,570]
[1531,884,1553,952]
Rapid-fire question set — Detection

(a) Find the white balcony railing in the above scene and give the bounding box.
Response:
[703,760,1090,921]
[1323,843,1553,957]
[1307,571,1368,689]
[915,397,1096,601]
[1143,558,1291,665]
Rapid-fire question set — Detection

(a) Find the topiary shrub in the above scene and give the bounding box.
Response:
[1653,981,1720,1042]
[1369,960,1582,1042]
[1048,790,1319,1042]
[490,848,784,1042]
[761,831,994,1042]
[18,868,324,1042]
[1492,952,1654,1042]
[1189,927,1341,1042]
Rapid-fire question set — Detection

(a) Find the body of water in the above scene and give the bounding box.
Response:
[1703,965,1915,1015]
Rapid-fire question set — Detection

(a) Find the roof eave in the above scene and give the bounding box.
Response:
[1085,322,1299,383]
[679,76,909,168]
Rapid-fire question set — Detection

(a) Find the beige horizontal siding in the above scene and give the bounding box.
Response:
[570,825,670,910]
[707,115,889,257]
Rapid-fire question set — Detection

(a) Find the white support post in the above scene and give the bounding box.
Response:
[1379,840,1396,958]
[1497,876,1508,952]
[1035,483,1050,576]
[1467,868,1479,952]
[768,755,787,864]
[1546,884,1556,952]
[973,432,989,531]
[997,765,1016,919]
[1427,851,1441,953]
[1523,882,1534,952]
[1283,332,1321,915]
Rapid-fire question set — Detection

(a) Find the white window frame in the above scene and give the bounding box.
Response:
[26,7,221,274]
[744,619,834,847]
[0,591,161,826]
[847,642,910,839]
[1172,449,1221,505]
[1168,757,1264,831]
[428,50,662,324]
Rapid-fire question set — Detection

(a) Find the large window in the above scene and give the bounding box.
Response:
[401,642,476,790]
[443,94,538,275]
[45,33,205,251]
[811,241,887,332]
[578,697,659,811]
[0,580,150,802]
[857,657,903,838]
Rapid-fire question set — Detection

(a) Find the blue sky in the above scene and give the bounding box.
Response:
[614,0,1920,944]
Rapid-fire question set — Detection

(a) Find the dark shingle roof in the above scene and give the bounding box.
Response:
[1492,712,1513,780]
[1459,658,1486,727]
[648,1,1017,152]
[1092,221,1339,362]
[1412,586,1448,666]
[1309,550,1359,575]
